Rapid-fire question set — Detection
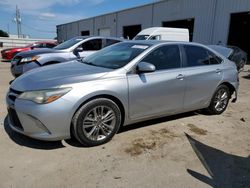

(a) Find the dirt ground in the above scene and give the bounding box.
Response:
[0,62,250,188]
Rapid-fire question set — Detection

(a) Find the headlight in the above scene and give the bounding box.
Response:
[20,56,39,63]
[18,87,72,104]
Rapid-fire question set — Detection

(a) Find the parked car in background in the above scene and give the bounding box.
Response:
[10,36,123,77]
[6,41,238,146]
[133,27,189,42]
[1,41,57,61]
[209,45,247,71]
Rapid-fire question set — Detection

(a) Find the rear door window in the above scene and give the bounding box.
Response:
[207,51,223,64]
[183,45,222,67]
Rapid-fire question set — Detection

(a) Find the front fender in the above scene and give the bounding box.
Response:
[62,77,129,128]
[37,55,69,65]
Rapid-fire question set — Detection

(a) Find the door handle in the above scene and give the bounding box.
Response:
[215,69,222,73]
[176,74,184,80]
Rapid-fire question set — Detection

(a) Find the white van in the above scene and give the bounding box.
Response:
[133,27,189,42]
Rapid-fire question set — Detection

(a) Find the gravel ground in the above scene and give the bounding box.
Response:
[0,61,249,188]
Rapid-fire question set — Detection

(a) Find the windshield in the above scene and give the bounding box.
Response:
[54,38,84,50]
[133,35,149,40]
[82,42,151,69]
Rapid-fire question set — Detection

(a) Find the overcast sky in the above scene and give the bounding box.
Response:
[0,0,154,39]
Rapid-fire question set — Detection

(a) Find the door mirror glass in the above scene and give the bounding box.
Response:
[75,46,83,53]
[137,62,156,73]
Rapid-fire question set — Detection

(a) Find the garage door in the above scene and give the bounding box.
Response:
[123,25,141,39]
[228,12,250,58]
[98,28,111,37]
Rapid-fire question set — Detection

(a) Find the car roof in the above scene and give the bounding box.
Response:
[72,36,125,41]
[120,40,204,47]
[34,41,57,44]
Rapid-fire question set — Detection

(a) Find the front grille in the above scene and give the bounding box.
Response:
[1,52,7,59]
[8,108,23,130]
[8,88,23,102]
[10,88,23,95]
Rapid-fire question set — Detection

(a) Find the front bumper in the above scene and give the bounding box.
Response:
[1,51,12,60]
[6,90,73,141]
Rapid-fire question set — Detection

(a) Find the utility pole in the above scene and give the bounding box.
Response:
[14,5,22,38]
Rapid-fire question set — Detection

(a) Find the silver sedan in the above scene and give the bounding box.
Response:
[6,41,239,146]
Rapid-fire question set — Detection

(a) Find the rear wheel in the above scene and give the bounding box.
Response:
[72,98,121,146]
[206,85,230,115]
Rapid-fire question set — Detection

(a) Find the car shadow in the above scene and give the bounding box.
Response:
[242,75,250,80]
[3,111,199,149]
[118,111,198,134]
[64,111,199,147]
[1,60,10,63]
[185,133,250,188]
[3,116,65,150]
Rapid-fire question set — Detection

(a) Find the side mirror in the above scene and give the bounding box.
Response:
[74,46,83,53]
[137,62,155,73]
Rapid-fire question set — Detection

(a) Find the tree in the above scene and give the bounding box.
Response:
[0,30,9,37]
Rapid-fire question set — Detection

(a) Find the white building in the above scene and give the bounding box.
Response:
[57,0,250,55]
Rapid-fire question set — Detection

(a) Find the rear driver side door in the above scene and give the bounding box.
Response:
[181,45,224,111]
[127,44,186,120]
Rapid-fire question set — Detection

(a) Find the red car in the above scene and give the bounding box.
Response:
[1,41,57,61]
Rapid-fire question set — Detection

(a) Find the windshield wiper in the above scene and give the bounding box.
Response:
[81,60,115,69]
[82,61,99,67]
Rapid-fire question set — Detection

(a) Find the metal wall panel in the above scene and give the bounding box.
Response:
[94,13,117,36]
[116,5,153,37]
[57,25,68,42]
[212,0,250,44]
[57,0,250,45]
[153,0,216,44]
[78,18,94,37]
[66,22,79,40]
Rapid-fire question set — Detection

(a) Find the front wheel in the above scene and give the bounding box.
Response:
[72,98,122,146]
[206,85,230,115]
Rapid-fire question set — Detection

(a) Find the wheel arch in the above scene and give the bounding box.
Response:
[70,94,126,136]
[220,82,236,97]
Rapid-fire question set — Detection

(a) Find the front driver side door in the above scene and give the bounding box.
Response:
[79,39,103,58]
[127,45,186,120]
[69,39,103,60]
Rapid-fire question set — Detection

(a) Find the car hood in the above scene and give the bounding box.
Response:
[15,48,64,57]
[1,48,14,52]
[11,61,112,91]
[1,47,28,52]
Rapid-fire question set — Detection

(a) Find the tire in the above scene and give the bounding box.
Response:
[238,59,246,71]
[72,98,122,146]
[206,85,230,115]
